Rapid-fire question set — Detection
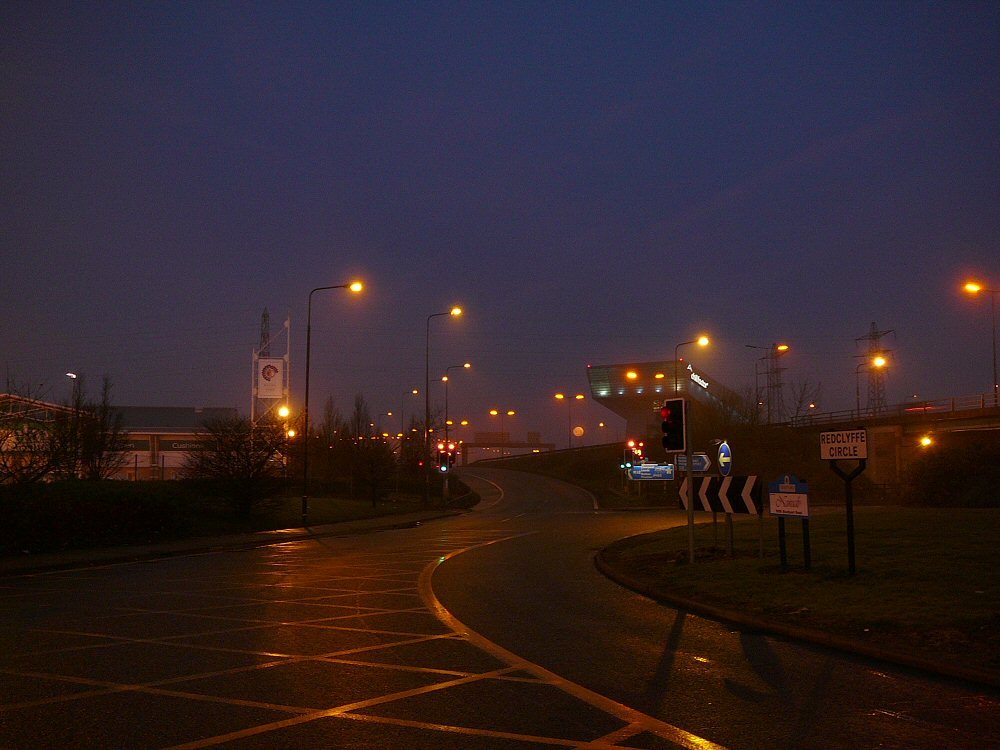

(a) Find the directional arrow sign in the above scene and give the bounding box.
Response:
[628,463,675,481]
[675,452,712,473]
[718,441,732,477]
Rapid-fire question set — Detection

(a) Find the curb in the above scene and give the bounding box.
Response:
[0,509,464,576]
[593,547,999,691]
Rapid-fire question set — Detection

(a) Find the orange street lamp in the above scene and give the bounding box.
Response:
[425,307,463,502]
[673,334,710,564]
[554,392,585,448]
[963,280,998,405]
[855,354,888,416]
[302,280,364,523]
[489,408,516,456]
[673,335,710,394]
[443,362,471,441]
[746,342,791,424]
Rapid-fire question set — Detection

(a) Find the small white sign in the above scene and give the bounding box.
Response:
[819,429,868,460]
[769,492,809,517]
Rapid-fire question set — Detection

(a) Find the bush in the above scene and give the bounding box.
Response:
[904,433,1000,507]
[0,481,195,554]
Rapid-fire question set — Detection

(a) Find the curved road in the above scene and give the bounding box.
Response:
[432,467,998,749]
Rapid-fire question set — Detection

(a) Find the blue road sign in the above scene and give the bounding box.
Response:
[675,452,712,473]
[718,441,732,477]
[628,463,675,481]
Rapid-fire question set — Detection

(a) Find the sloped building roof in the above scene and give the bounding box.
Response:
[0,396,238,433]
[114,406,239,432]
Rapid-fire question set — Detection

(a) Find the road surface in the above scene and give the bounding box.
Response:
[0,466,994,748]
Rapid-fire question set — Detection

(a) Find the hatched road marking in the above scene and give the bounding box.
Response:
[0,527,726,749]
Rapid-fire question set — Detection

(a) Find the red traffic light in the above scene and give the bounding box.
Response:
[661,398,686,452]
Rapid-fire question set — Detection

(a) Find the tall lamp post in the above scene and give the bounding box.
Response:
[673,335,710,564]
[554,392,585,448]
[964,281,998,406]
[489,409,516,456]
[425,307,463,502]
[443,362,471,442]
[855,355,887,417]
[301,281,363,523]
[745,343,789,424]
[400,388,419,439]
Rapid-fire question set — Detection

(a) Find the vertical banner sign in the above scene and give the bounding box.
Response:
[256,357,285,399]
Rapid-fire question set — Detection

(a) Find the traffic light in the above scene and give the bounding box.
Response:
[437,441,458,472]
[661,398,686,452]
[623,440,636,469]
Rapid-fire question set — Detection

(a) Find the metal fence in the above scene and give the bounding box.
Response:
[790,393,998,428]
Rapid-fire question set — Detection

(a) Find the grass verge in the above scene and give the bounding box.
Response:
[600,507,999,680]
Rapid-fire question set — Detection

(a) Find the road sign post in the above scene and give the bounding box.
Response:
[820,429,868,575]
[769,475,811,570]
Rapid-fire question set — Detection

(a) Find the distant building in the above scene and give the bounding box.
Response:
[115,406,239,480]
[0,395,237,481]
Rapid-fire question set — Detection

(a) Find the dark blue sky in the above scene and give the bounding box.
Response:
[3,1,998,445]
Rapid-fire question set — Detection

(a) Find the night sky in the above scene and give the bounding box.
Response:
[3,2,998,446]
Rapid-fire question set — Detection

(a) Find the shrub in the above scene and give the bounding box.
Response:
[0,481,195,554]
[904,433,1000,507]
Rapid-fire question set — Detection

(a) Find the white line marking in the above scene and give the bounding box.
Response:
[419,535,730,750]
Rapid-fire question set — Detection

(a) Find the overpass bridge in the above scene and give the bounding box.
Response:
[790,393,1000,487]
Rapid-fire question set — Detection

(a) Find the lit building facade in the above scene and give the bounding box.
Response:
[586,360,743,440]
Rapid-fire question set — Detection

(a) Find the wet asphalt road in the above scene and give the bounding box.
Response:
[0,467,996,748]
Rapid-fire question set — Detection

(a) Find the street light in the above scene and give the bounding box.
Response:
[745,343,790,424]
[65,372,79,403]
[855,355,888,416]
[489,408,516,456]
[673,336,710,393]
[301,280,363,523]
[400,388,419,440]
[554,392,585,448]
[443,362,471,442]
[673,334,710,564]
[963,280,998,406]
[425,307,463,502]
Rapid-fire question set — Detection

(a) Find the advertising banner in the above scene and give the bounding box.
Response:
[256,357,285,399]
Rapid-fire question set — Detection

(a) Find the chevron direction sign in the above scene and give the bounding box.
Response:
[679,475,760,515]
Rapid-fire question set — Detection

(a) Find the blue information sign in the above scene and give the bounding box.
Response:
[676,453,712,473]
[627,463,675,481]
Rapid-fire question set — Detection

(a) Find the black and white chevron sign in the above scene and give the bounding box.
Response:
[679,475,760,515]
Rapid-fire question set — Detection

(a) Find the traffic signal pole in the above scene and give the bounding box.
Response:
[684,413,695,564]
[660,398,695,563]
